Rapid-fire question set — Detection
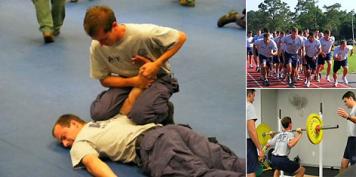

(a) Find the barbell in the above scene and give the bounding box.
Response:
[256,113,339,145]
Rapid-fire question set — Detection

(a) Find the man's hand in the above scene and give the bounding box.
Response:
[132,55,160,80]
[337,107,349,119]
[258,149,265,162]
[296,128,302,134]
[82,155,117,177]
[321,51,326,58]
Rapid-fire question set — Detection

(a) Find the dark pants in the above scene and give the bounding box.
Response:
[90,75,179,124]
[343,136,356,165]
[305,55,316,70]
[247,138,259,174]
[333,60,348,73]
[284,52,299,68]
[270,155,300,174]
[138,125,246,177]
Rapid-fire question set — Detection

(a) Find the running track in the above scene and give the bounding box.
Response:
[247,65,350,88]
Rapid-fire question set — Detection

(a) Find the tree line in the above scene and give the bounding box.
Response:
[247,0,355,41]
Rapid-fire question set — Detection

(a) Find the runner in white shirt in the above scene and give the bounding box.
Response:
[303,32,321,87]
[247,31,254,68]
[316,30,334,82]
[333,40,353,87]
[277,32,286,80]
[255,32,278,86]
[253,30,262,72]
[281,27,304,88]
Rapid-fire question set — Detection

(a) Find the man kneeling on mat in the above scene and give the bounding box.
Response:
[266,116,305,177]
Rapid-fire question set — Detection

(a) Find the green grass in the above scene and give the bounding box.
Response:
[348,48,356,73]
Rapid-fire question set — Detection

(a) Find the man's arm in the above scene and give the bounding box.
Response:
[247,119,264,158]
[82,154,117,177]
[100,74,154,89]
[139,31,187,79]
[337,107,356,123]
[288,129,302,148]
[120,87,143,115]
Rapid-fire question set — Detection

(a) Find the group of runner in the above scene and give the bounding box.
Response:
[247,27,353,88]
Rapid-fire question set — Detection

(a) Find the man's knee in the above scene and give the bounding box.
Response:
[90,102,118,121]
[129,102,169,125]
[90,88,130,121]
[295,166,305,176]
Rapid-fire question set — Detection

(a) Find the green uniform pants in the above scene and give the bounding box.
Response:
[32,0,65,33]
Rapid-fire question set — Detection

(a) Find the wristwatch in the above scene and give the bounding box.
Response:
[347,115,352,120]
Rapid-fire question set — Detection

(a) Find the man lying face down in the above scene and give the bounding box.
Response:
[52,91,246,177]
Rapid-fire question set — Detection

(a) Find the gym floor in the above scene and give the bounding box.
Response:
[0,0,244,176]
[261,166,339,177]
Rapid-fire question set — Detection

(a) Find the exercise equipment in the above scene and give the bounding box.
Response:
[256,123,273,146]
[259,113,339,145]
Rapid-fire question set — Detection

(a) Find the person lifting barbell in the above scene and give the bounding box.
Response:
[262,113,339,145]
[265,116,305,177]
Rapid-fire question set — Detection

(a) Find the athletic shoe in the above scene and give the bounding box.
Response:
[280,73,285,80]
[264,80,270,86]
[289,83,296,88]
[217,10,238,27]
[306,80,311,88]
[249,64,253,68]
[179,0,195,7]
[334,81,338,87]
[326,75,331,82]
[343,77,349,84]
[256,67,261,72]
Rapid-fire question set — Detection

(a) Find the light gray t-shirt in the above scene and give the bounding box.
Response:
[90,23,180,79]
[70,114,158,168]
[333,45,353,61]
[268,131,294,156]
[304,39,321,58]
[320,37,334,54]
[348,106,356,137]
[247,101,258,139]
[255,39,277,58]
[281,35,304,54]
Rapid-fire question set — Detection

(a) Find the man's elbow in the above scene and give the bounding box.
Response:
[288,143,294,148]
[247,128,256,138]
[100,79,110,88]
[179,31,187,44]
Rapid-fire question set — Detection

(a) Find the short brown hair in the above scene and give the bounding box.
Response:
[281,116,292,129]
[247,89,255,96]
[342,91,356,100]
[291,27,298,33]
[51,114,86,137]
[83,5,117,37]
